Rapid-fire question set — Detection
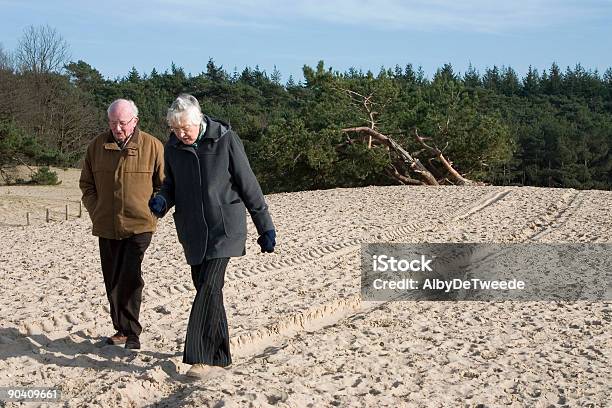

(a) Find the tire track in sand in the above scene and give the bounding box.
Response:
[227,188,515,284]
[25,188,586,366]
[227,188,589,359]
[22,189,514,342]
[226,189,518,356]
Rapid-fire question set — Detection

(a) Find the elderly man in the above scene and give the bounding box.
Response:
[149,94,275,378]
[80,99,164,350]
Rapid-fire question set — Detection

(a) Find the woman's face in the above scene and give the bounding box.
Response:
[171,116,200,145]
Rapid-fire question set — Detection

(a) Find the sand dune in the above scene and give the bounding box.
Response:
[0,169,610,407]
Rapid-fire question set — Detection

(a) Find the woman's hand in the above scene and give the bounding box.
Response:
[148,195,167,218]
[257,230,276,253]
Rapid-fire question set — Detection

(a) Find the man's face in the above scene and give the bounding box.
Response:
[108,103,138,142]
[171,116,200,145]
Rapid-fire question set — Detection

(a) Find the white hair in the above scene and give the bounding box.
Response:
[107,99,139,117]
[167,94,203,126]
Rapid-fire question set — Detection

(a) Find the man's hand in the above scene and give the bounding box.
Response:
[148,195,166,218]
[257,229,276,253]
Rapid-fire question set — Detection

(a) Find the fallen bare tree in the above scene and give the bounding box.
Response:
[337,84,481,186]
[340,126,481,186]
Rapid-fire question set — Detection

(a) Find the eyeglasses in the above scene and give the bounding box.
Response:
[170,124,196,135]
[109,117,136,128]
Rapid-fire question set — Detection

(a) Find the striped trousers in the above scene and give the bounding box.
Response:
[183,257,232,367]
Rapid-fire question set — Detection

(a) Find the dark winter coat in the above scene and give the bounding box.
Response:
[158,116,274,265]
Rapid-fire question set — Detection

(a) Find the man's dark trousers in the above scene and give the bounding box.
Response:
[183,257,232,367]
[99,232,152,337]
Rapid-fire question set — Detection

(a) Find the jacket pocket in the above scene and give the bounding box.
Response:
[220,203,247,237]
[123,163,153,173]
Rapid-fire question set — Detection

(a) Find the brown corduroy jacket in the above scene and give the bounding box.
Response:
[79,128,164,239]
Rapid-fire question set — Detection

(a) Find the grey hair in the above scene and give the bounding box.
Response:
[167,94,203,126]
[107,99,139,117]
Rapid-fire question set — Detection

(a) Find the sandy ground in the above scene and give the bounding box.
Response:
[0,168,610,407]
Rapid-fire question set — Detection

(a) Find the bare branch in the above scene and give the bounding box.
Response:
[0,43,13,71]
[414,128,476,185]
[15,25,70,74]
[342,126,439,185]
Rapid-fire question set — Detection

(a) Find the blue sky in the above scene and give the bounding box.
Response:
[1,0,611,83]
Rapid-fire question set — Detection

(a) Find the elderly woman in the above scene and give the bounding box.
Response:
[148,94,275,378]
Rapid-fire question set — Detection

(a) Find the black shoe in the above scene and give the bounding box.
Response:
[125,335,140,350]
[106,332,127,345]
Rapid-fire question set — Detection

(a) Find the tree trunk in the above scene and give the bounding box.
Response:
[414,129,476,185]
[342,126,439,185]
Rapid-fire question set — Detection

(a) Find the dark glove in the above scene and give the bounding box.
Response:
[257,229,276,253]
[148,195,166,218]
